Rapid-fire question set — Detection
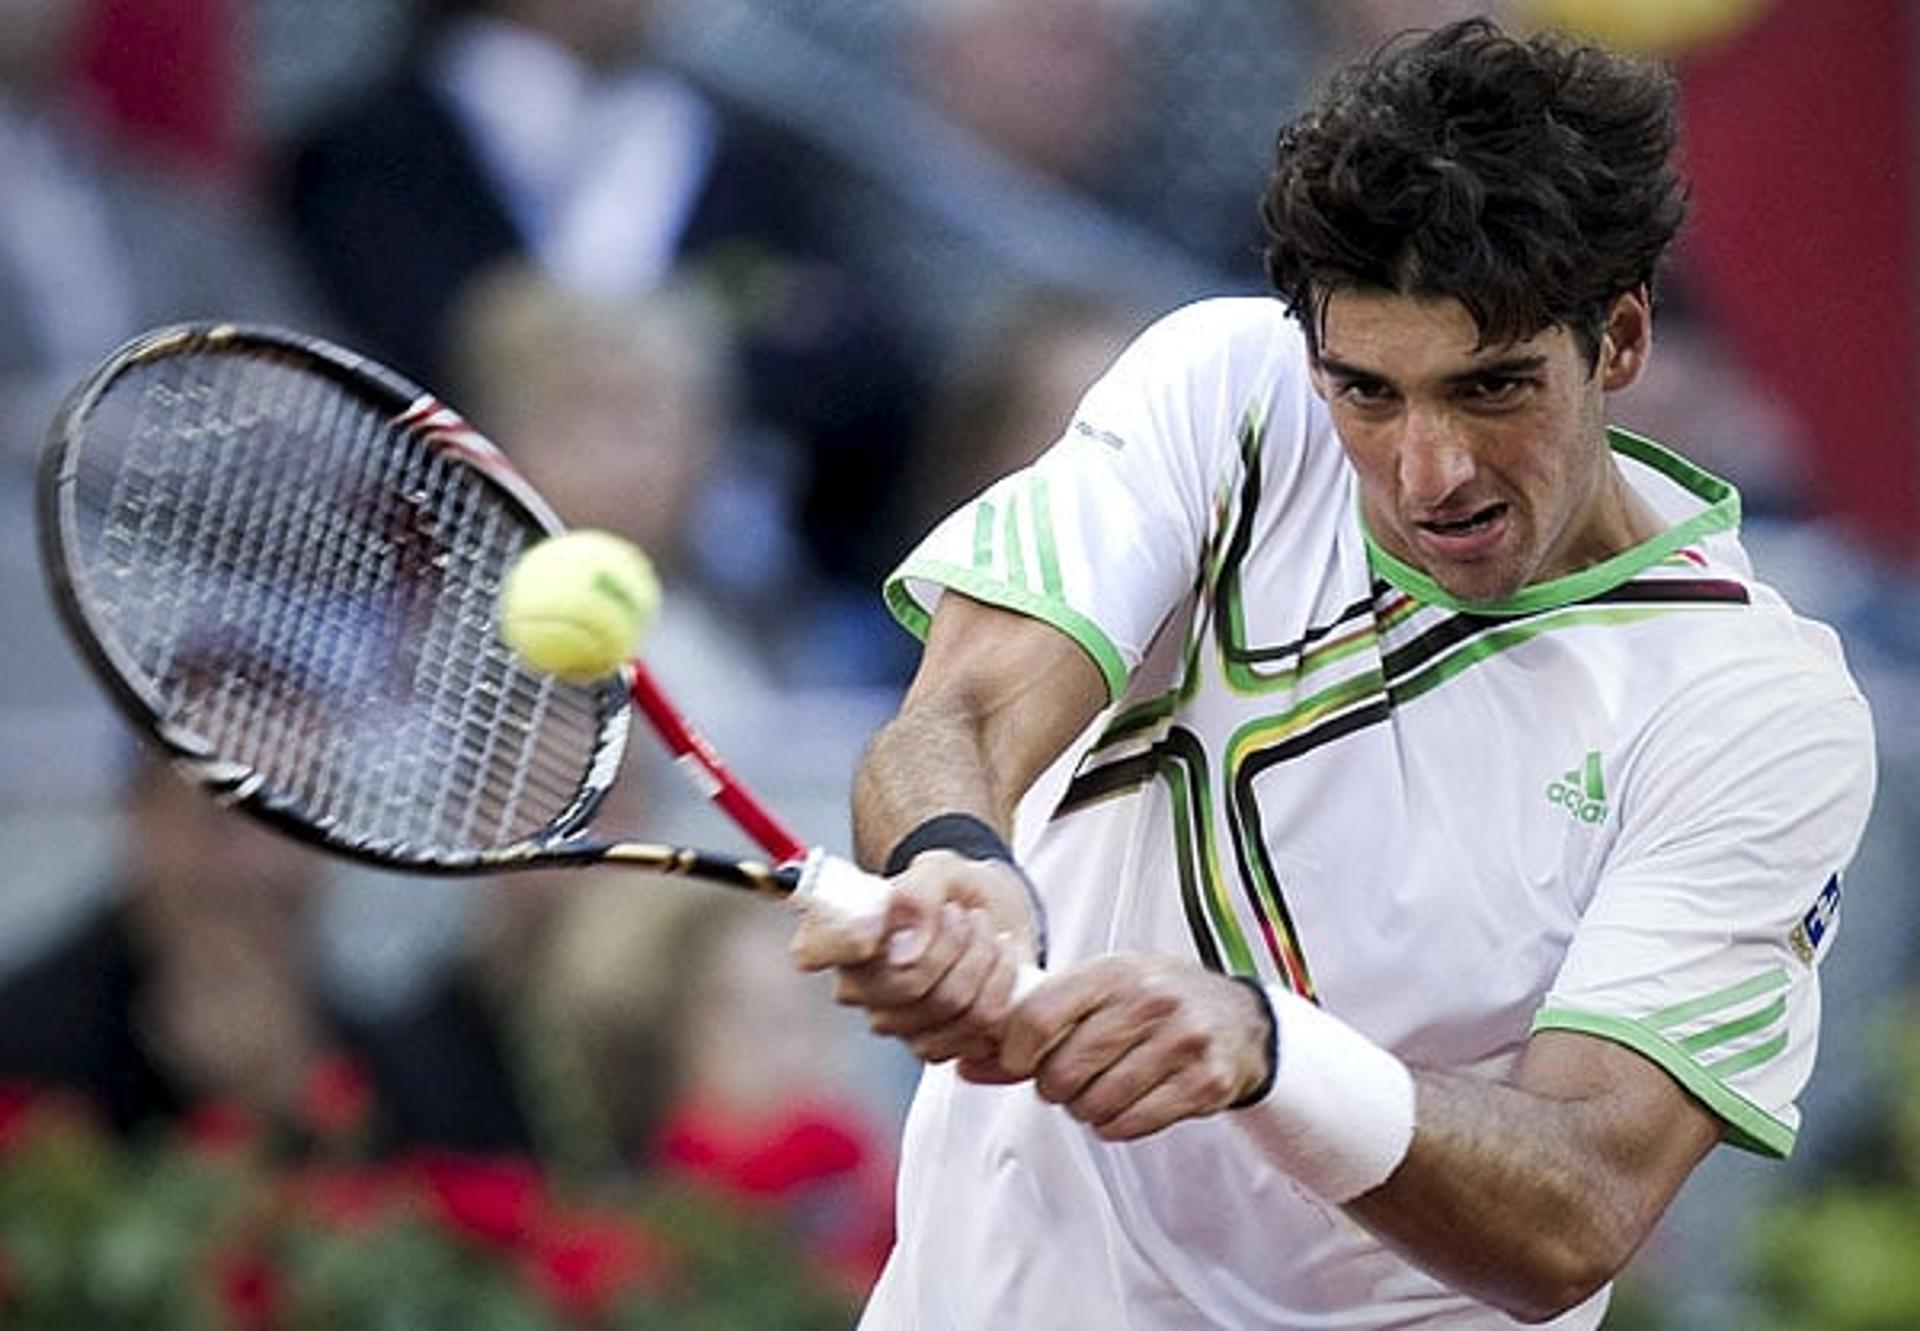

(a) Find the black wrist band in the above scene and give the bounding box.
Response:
[883,812,1049,966]
[883,812,1014,875]
[1228,975,1279,1109]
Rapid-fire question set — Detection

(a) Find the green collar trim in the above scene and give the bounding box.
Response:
[1363,428,1742,617]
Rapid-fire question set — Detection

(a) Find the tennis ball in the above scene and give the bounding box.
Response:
[498,530,660,682]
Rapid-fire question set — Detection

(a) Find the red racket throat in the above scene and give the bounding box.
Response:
[627,662,807,865]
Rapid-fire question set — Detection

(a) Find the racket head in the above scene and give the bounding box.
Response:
[39,321,631,873]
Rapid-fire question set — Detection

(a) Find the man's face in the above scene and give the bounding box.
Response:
[1309,289,1647,605]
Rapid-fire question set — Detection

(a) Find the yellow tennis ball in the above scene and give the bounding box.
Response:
[497,530,660,682]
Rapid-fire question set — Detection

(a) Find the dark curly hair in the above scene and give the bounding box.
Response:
[1260,19,1687,365]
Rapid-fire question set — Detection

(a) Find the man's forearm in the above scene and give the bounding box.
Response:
[1343,1051,1718,1321]
[851,700,1009,869]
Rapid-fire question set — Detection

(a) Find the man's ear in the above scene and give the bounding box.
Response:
[1598,288,1653,392]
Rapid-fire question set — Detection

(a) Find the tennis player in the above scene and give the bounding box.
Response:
[792,18,1875,1329]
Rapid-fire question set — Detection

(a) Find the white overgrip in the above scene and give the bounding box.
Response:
[793,847,1045,998]
[794,846,892,922]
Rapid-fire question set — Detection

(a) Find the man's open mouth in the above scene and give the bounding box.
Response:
[1419,503,1507,536]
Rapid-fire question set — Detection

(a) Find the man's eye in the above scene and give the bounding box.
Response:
[1464,375,1529,403]
[1337,379,1394,405]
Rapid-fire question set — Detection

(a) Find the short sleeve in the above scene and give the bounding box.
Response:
[885,298,1309,700]
[1532,657,1876,1156]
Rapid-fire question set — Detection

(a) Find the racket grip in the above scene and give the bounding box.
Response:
[794,850,1047,1001]
[793,847,891,921]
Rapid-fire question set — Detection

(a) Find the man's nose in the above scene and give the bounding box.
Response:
[1397,407,1476,506]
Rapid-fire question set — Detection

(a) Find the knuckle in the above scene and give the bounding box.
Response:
[1071,1087,1119,1127]
[912,1024,997,1066]
[909,1034,956,1063]
[1192,1064,1238,1107]
[881,955,944,1005]
[1167,1023,1212,1060]
[870,999,936,1038]
[910,981,966,1025]
[1035,1064,1082,1106]
[900,848,965,888]
[1136,985,1181,1024]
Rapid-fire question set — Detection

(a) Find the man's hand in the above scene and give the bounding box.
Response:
[790,849,1037,1065]
[990,954,1273,1141]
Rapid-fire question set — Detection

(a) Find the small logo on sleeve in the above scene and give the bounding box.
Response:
[1789,874,1842,965]
[1546,750,1608,825]
[1070,418,1129,452]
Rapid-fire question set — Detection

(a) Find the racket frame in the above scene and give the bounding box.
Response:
[39,324,661,876]
[39,322,889,916]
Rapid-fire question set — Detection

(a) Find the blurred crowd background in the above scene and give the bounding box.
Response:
[0,0,1915,1325]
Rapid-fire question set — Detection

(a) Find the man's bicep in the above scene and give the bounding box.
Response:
[1512,1029,1728,1144]
[908,591,1110,799]
[852,591,1110,865]
[1514,1028,1721,1181]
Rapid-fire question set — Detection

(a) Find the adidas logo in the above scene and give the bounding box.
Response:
[1546,750,1609,825]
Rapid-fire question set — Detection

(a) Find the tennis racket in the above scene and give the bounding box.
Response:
[37,321,886,921]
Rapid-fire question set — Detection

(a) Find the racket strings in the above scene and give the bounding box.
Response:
[413,472,530,844]
[70,344,619,861]
[293,372,428,837]
[211,355,362,801]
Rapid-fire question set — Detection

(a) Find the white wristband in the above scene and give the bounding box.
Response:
[1231,984,1416,1204]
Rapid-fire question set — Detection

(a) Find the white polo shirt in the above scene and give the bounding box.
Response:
[874,297,1875,1329]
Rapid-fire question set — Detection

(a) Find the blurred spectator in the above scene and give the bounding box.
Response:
[283,0,705,384]
[0,0,315,457]
[902,286,1141,543]
[66,0,251,186]
[333,263,810,1177]
[910,0,1145,194]
[526,887,895,1285]
[650,897,895,1287]
[1315,0,1517,55]
[0,0,326,955]
[812,0,1207,362]
[443,259,777,729]
[0,755,533,1155]
[0,755,330,1137]
[279,0,929,659]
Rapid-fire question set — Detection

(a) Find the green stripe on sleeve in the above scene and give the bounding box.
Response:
[1681,995,1787,1057]
[1704,1031,1789,1080]
[884,557,1130,701]
[1002,491,1028,589]
[1646,968,1790,1033]
[1531,1007,1796,1157]
[1030,475,1064,597]
[973,500,996,570]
